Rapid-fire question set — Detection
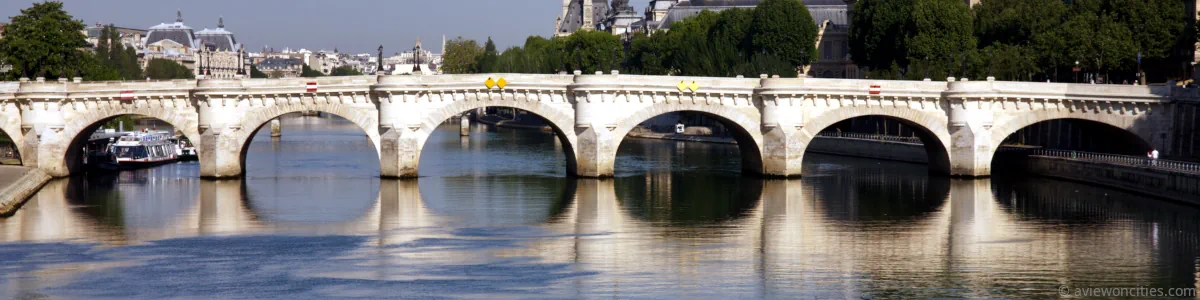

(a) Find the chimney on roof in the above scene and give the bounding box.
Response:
[218,16,224,28]
[176,9,183,23]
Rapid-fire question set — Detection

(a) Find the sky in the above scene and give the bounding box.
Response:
[0,0,652,55]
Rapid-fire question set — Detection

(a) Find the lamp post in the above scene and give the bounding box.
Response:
[1074,60,1080,83]
[1133,25,1144,85]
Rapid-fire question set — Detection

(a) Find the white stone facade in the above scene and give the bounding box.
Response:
[0,74,1188,179]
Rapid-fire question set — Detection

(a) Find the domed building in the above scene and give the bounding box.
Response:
[193,17,249,78]
[142,10,248,79]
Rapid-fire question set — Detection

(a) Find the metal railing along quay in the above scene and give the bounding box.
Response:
[999,148,1200,174]
[816,131,924,144]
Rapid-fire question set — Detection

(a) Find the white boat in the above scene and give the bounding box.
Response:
[173,136,198,161]
[94,130,179,170]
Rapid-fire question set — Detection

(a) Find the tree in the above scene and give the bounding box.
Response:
[0,2,89,80]
[300,64,324,77]
[441,37,484,74]
[144,58,194,80]
[250,65,269,78]
[330,65,363,76]
[475,37,500,73]
[849,0,973,79]
[906,0,975,79]
[750,0,819,67]
[849,0,913,75]
[626,33,669,75]
[564,30,624,74]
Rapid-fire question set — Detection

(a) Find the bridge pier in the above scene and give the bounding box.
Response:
[379,127,424,178]
[270,119,281,137]
[760,126,805,177]
[459,114,469,136]
[573,126,618,178]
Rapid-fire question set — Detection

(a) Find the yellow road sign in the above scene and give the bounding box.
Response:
[688,81,699,92]
[485,77,496,89]
[677,81,688,92]
[496,77,508,89]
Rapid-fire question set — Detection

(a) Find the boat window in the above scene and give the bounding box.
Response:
[115,146,147,159]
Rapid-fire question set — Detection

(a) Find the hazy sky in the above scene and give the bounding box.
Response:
[0,0,652,54]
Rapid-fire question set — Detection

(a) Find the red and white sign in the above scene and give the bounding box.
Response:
[868,85,881,95]
[306,82,318,93]
[119,90,135,101]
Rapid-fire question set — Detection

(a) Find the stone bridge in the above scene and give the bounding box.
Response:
[0,73,1187,179]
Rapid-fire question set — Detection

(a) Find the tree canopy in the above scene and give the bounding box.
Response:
[300,64,324,77]
[330,65,363,76]
[0,1,89,80]
[564,30,624,74]
[145,58,194,80]
[441,37,484,74]
[750,0,819,67]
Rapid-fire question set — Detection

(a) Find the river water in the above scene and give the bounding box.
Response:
[1,115,1197,299]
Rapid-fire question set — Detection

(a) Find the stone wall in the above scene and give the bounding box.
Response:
[805,136,929,164]
[1015,156,1200,205]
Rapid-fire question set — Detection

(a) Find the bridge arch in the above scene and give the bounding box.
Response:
[989,112,1156,154]
[0,126,22,165]
[415,98,579,175]
[51,105,200,176]
[797,107,953,175]
[610,104,764,174]
[986,114,1154,170]
[228,103,381,173]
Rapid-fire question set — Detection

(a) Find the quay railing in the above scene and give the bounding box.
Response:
[999,148,1200,174]
[816,131,923,144]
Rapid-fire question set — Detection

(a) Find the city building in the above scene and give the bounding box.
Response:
[384,37,442,75]
[255,57,303,78]
[555,0,610,37]
[84,23,147,50]
[141,10,248,79]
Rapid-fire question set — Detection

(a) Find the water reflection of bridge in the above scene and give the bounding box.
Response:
[1,174,1194,297]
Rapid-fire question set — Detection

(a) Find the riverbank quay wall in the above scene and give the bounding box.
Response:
[806,136,929,164]
[0,74,1192,179]
[0,167,50,216]
[1004,155,1200,205]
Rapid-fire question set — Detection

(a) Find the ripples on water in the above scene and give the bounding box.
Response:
[1,115,1197,299]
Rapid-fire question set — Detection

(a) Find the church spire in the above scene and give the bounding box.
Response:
[176,9,183,23]
[218,16,224,28]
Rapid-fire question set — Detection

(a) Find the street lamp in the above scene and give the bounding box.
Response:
[1074,60,1080,83]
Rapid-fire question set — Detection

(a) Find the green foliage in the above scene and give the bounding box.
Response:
[330,65,363,76]
[906,0,975,79]
[250,65,269,78]
[103,115,136,131]
[300,64,324,77]
[850,0,973,79]
[750,0,819,67]
[95,25,143,80]
[0,1,89,80]
[441,37,484,74]
[475,37,500,73]
[564,30,624,74]
[849,0,914,74]
[145,58,194,80]
[625,33,669,75]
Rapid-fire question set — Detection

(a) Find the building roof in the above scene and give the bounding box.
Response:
[146,11,196,49]
[558,0,610,34]
[195,26,239,51]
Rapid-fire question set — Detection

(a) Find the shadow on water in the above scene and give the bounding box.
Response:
[613,171,762,226]
[801,153,950,221]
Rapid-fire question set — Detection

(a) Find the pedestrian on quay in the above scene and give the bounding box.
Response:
[1151,149,1159,166]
